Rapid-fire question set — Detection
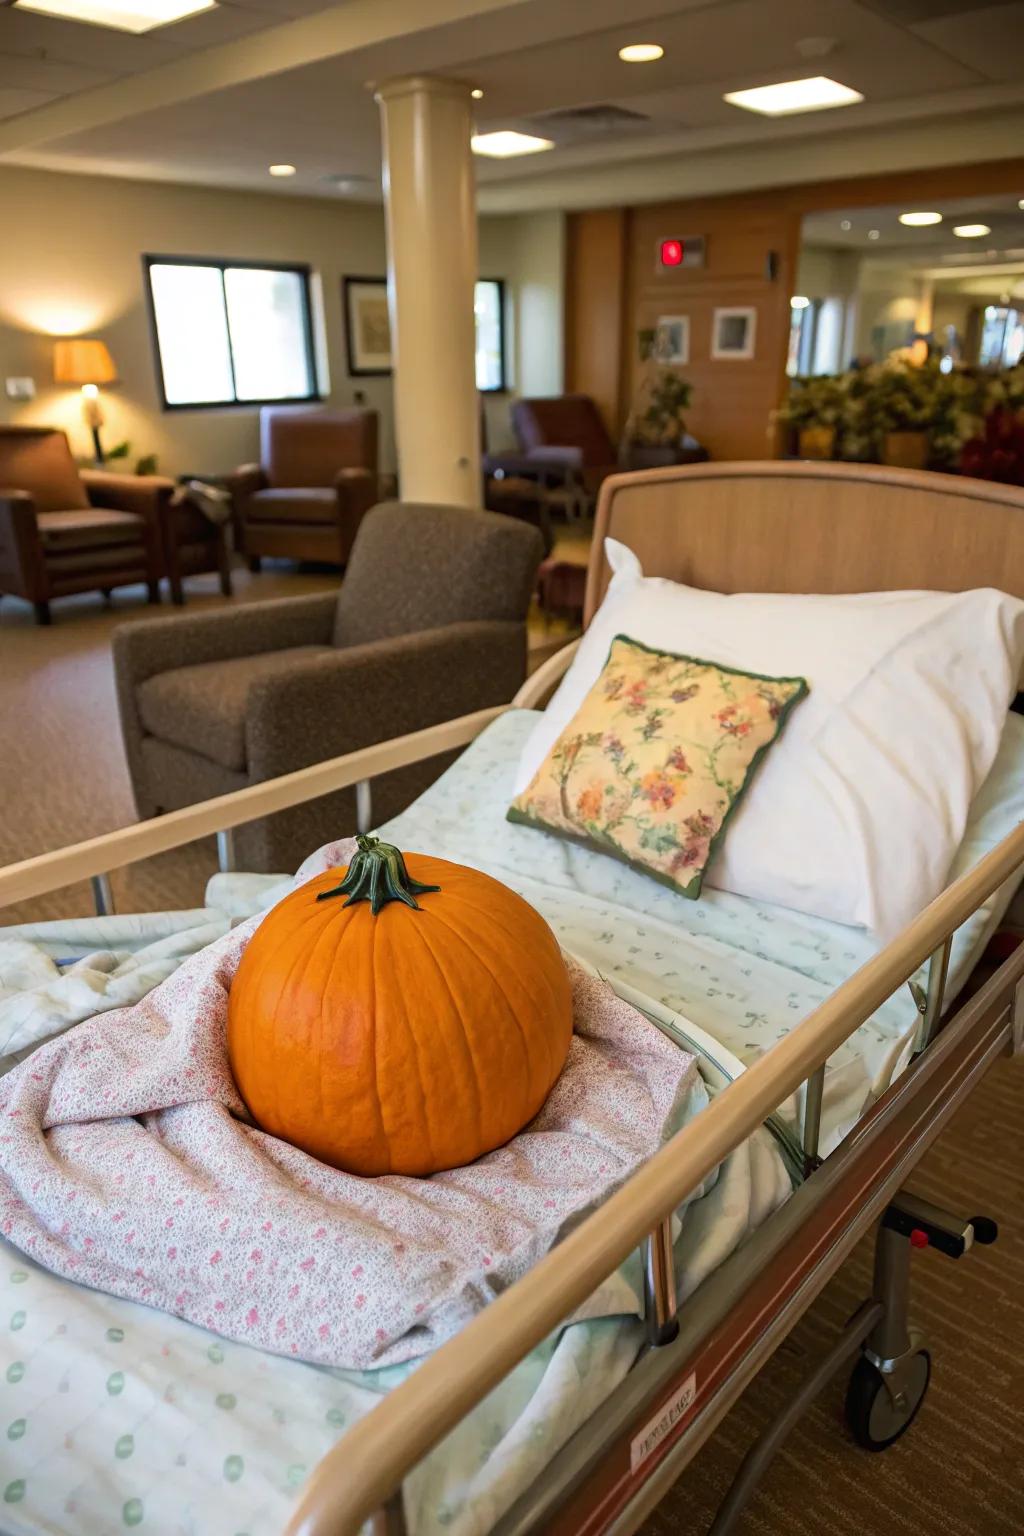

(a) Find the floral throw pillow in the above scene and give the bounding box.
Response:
[508,636,808,899]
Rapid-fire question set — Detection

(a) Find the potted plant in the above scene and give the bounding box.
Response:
[872,360,932,469]
[778,375,844,459]
[622,330,694,468]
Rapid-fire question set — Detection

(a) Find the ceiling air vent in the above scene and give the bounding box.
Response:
[534,103,651,134]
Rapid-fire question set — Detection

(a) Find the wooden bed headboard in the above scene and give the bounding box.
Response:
[585,461,1024,626]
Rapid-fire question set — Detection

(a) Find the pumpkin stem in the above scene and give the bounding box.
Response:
[316,835,440,915]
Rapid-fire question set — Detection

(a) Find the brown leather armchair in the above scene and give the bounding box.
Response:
[0,425,167,624]
[227,407,378,569]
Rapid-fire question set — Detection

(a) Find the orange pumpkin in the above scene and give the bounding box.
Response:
[227,836,574,1177]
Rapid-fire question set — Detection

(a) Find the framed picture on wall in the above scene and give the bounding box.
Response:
[344,276,391,375]
[711,306,757,360]
[654,315,690,365]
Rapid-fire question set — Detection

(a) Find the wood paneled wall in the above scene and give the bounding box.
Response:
[563,208,628,434]
[564,156,1024,463]
[627,199,799,461]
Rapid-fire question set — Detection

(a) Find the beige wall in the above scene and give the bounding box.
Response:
[0,165,563,479]
[478,209,565,451]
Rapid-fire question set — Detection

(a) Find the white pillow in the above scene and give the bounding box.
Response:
[514,540,1024,939]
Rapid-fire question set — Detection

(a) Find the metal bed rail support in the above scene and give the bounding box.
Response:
[216,829,236,874]
[356,779,373,835]
[921,934,953,1049]
[90,873,114,916]
[643,1218,679,1347]
[1011,976,1024,1056]
[801,1064,825,1177]
[705,1300,882,1536]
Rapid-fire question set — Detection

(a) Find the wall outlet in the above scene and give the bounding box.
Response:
[5,377,36,402]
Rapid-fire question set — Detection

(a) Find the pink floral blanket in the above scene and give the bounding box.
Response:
[0,840,697,1371]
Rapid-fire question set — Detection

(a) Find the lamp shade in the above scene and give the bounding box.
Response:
[54,338,118,386]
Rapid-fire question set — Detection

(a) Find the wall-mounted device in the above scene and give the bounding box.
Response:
[657,235,706,271]
[5,377,36,402]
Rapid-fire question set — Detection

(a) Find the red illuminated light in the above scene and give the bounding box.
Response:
[660,238,684,267]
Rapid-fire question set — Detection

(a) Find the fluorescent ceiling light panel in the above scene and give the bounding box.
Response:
[471,131,554,158]
[953,223,991,238]
[724,76,863,116]
[899,211,942,226]
[268,164,296,177]
[14,0,216,31]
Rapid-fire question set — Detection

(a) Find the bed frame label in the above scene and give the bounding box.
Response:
[629,1371,697,1471]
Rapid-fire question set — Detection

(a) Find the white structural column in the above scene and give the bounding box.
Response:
[375,75,481,507]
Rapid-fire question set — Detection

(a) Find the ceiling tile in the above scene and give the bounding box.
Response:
[155,2,296,50]
[0,84,57,119]
[0,51,111,93]
[911,2,1024,80]
[455,0,984,127]
[0,9,185,72]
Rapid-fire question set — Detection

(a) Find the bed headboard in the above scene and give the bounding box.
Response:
[585,461,1024,626]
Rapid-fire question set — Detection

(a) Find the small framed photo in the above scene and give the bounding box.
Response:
[711,306,757,360]
[654,315,690,365]
[343,276,391,375]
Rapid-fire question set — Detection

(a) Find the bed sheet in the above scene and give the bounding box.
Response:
[0,1068,783,1536]
[1,709,1020,1536]
[376,709,1024,1155]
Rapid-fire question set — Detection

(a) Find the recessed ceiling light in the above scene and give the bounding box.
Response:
[471,130,554,158]
[790,296,811,309]
[723,76,863,116]
[618,43,664,63]
[268,164,296,178]
[840,219,852,231]
[471,88,484,99]
[899,210,942,227]
[868,229,880,240]
[13,0,215,32]
[953,223,991,238]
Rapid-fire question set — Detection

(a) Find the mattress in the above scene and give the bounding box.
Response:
[1,708,1021,1536]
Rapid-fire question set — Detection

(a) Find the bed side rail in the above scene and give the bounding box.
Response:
[0,641,581,918]
[286,817,1024,1536]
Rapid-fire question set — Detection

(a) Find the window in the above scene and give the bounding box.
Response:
[144,256,318,409]
[475,279,506,392]
[979,305,1024,369]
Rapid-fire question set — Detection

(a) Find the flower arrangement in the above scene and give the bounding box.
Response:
[960,406,1024,485]
[779,359,1024,474]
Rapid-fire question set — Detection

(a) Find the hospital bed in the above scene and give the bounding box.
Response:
[1,460,1023,1536]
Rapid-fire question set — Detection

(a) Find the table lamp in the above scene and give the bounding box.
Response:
[53,338,118,464]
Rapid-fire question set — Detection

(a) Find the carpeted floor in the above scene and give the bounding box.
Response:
[0,567,343,924]
[1,562,1022,1534]
[641,1055,1024,1536]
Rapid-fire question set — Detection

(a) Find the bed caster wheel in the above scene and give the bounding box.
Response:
[845,1350,931,1451]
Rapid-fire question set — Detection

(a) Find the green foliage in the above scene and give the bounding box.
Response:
[779,359,1024,468]
[102,441,160,475]
[627,335,694,446]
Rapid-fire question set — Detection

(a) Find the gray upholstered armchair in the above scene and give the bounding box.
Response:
[112,502,543,871]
